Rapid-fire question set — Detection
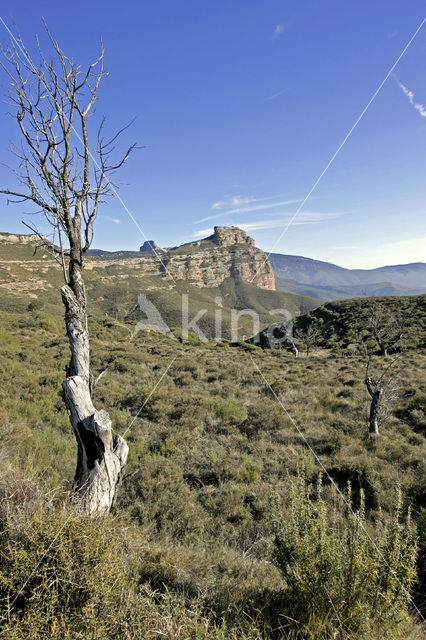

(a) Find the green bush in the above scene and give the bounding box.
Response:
[210,398,246,424]
[272,472,418,639]
[0,508,136,639]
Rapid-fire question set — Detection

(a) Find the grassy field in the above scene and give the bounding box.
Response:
[0,295,425,638]
[0,235,425,638]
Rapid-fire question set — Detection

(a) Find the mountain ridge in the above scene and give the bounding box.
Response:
[0,230,318,339]
[2,229,425,301]
[269,253,426,299]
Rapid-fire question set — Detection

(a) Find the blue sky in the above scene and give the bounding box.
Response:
[0,0,425,269]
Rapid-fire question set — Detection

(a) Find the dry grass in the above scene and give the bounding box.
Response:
[0,307,425,638]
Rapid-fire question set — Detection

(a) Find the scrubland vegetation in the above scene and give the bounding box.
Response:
[0,298,425,638]
[1,19,424,637]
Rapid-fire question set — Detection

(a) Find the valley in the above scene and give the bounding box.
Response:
[0,227,425,639]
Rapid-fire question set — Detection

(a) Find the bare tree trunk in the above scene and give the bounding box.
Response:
[288,340,298,357]
[63,377,128,513]
[368,393,381,437]
[61,250,128,514]
[1,28,135,515]
[61,279,90,383]
[365,377,382,438]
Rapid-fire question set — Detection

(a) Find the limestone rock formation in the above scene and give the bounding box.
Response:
[159,226,275,290]
[0,232,40,244]
[86,226,275,290]
[209,226,254,248]
[139,240,163,253]
[0,227,275,291]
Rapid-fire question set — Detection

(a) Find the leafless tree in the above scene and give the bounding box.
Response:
[364,357,400,438]
[367,300,405,357]
[295,320,322,357]
[0,25,136,513]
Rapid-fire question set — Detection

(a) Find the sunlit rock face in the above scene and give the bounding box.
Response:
[160,227,275,290]
[0,228,275,291]
[209,226,255,248]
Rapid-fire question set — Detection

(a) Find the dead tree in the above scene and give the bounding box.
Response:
[0,25,136,513]
[364,376,382,437]
[288,339,299,358]
[295,320,322,357]
[364,358,400,438]
[367,300,405,357]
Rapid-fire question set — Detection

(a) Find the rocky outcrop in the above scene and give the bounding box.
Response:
[0,232,40,244]
[209,226,254,247]
[87,227,275,290]
[1,227,275,291]
[159,227,275,290]
[140,240,164,253]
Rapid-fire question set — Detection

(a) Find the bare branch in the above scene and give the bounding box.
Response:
[0,22,133,515]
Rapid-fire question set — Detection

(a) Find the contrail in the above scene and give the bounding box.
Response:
[393,74,426,117]
[249,16,426,283]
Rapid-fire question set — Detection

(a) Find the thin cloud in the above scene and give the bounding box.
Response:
[103,216,122,224]
[393,75,426,118]
[226,199,303,215]
[273,24,284,39]
[211,195,262,210]
[265,88,287,101]
[191,211,342,238]
[199,198,302,223]
[237,212,341,231]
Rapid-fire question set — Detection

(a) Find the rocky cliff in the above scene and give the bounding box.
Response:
[159,227,275,290]
[209,226,254,247]
[139,240,164,253]
[0,232,40,244]
[0,227,276,291]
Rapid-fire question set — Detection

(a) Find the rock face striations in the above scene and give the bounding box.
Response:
[159,226,275,290]
[84,226,275,290]
[0,232,40,244]
[209,226,255,248]
[0,227,276,291]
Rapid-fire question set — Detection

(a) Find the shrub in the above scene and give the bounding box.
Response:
[240,399,287,437]
[210,399,246,424]
[271,472,418,639]
[0,508,137,639]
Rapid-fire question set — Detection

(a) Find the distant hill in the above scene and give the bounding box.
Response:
[302,294,426,352]
[270,253,426,300]
[274,276,422,301]
[250,294,426,354]
[0,231,319,339]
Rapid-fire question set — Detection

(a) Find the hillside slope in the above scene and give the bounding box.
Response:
[0,232,318,339]
[0,305,425,638]
[302,294,426,352]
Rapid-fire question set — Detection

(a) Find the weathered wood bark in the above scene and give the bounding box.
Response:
[290,341,298,358]
[61,253,128,514]
[61,281,90,383]
[63,376,128,514]
[365,377,382,438]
